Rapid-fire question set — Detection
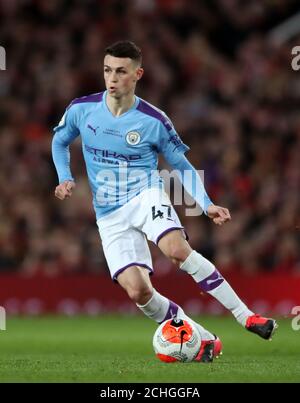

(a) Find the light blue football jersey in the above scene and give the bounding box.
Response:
[52,90,191,219]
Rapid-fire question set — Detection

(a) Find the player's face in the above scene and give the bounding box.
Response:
[104,55,143,98]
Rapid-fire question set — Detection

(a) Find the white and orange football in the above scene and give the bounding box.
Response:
[153,318,201,363]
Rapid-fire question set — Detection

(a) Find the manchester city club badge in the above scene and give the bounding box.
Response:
[126,131,141,145]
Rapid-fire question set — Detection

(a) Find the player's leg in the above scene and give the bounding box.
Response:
[97,191,221,360]
[158,229,277,339]
[96,203,216,346]
[140,188,276,339]
[117,265,219,362]
[116,265,216,343]
[140,189,254,329]
[158,229,253,326]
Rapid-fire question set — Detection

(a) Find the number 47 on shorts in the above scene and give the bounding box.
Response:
[152,204,172,220]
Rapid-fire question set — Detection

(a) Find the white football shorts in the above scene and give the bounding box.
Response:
[96,188,186,282]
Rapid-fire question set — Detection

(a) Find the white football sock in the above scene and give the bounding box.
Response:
[136,288,214,340]
[180,250,253,326]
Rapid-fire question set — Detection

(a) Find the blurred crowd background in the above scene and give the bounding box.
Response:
[0,0,299,277]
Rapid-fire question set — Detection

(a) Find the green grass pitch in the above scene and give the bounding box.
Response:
[0,315,299,382]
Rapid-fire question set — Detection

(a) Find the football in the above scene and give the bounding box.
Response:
[153,318,201,363]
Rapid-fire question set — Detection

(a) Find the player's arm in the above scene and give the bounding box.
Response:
[158,117,230,225]
[170,154,231,225]
[51,104,80,200]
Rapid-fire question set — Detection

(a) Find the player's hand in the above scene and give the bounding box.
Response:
[207,204,231,226]
[54,180,75,200]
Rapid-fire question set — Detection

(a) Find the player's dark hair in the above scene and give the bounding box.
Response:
[105,40,142,65]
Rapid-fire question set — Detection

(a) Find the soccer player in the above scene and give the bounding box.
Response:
[52,41,277,362]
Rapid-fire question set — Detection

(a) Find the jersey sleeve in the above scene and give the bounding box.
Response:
[157,114,213,214]
[52,104,80,184]
[157,114,190,166]
[53,103,80,141]
[170,154,214,214]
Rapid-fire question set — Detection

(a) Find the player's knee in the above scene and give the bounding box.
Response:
[166,244,191,266]
[158,231,192,266]
[127,284,153,305]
